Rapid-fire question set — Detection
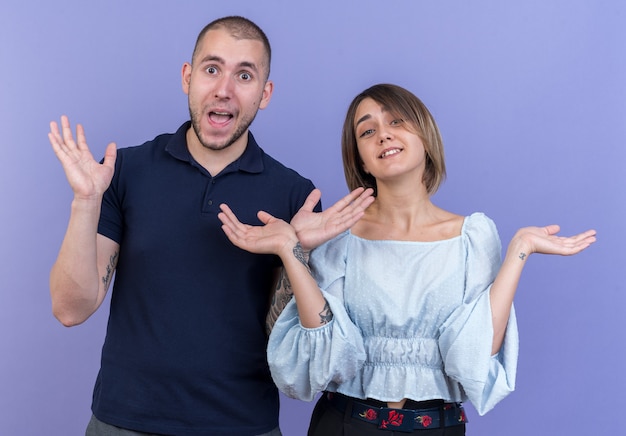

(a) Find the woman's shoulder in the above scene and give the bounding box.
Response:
[461,212,500,243]
[309,231,352,284]
[462,212,496,229]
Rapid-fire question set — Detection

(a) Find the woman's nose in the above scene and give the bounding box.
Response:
[379,134,391,144]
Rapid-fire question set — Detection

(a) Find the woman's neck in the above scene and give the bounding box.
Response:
[370,182,433,226]
[353,184,462,242]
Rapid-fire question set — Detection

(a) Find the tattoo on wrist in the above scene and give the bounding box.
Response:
[519,252,527,261]
[293,242,311,273]
[319,299,333,324]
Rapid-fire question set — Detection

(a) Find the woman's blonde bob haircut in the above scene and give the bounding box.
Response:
[341,83,446,196]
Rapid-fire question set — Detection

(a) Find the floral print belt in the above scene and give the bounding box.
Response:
[325,391,467,433]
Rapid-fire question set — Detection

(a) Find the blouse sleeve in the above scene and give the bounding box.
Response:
[267,232,366,401]
[438,213,519,415]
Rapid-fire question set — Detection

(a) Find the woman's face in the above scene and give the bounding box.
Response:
[353,98,426,184]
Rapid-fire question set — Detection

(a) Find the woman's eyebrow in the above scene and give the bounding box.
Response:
[355,114,371,127]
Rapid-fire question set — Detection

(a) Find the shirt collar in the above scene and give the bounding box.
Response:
[165,121,264,174]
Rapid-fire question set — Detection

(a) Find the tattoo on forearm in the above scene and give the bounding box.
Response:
[319,299,333,324]
[266,269,294,335]
[102,251,119,288]
[519,252,527,260]
[266,244,315,333]
[293,242,311,273]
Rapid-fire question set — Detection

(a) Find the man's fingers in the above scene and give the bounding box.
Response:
[48,121,65,149]
[48,131,61,149]
[257,210,275,225]
[49,121,61,138]
[76,123,89,150]
[102,143,117,169]
[60,115,76,144]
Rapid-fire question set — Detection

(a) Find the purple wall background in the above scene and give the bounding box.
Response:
[1,1,624,435]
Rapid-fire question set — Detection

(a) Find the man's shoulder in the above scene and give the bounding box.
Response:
[259,149,312,184]
[118,131,174,155]
[117,122,188,157]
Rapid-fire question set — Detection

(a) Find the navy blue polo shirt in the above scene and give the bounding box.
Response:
[94,121,318,435]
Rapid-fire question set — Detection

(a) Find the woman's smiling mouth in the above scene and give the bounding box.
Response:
[379,148,402,158]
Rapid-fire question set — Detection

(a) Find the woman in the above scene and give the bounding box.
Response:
[218,84,596,435]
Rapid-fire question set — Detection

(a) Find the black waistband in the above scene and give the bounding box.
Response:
[325,392,467,433]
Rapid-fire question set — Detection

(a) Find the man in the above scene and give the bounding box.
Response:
[49,16,373,436]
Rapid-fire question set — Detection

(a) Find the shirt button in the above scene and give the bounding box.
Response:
[208,200,213,205]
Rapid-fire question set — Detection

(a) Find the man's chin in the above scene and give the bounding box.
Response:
[191,116,250,153]
[202,143,231,151]
[197,132,235,151]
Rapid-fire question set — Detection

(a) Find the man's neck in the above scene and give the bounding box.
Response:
[185,128,248,176]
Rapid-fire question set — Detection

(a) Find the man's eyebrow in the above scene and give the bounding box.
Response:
[197,54,224,65]
[197,55,260,73]
[238,61,260,73]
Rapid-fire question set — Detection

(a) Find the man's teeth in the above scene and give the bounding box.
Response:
[380,149,401,158]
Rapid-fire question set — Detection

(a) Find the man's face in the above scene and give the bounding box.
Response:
[182,28,273,152]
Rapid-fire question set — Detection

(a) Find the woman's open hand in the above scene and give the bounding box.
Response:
[218,204,298,257]
[511,225,596,258]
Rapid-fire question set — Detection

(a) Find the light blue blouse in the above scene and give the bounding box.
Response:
[267,213,519,415]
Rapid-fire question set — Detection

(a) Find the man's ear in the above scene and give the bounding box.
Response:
[181,62,192,95]
[258,80,274,110]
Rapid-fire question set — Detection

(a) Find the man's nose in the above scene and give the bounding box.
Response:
[214,75,234,98]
